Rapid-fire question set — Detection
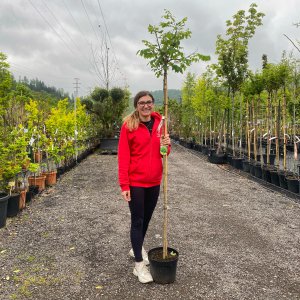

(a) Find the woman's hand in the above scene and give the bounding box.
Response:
[121,190,131,202]
[160,134,171,146]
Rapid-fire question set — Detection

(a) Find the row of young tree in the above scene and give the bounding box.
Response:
[168,4,300,174]
[0,51,129,195]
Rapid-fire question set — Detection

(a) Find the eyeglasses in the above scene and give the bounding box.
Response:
[137,100,153,107]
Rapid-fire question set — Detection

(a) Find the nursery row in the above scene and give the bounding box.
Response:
[0,141,100,229]
[174,136,300,197]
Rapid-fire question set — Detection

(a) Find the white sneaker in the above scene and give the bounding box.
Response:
[133,261,153,283]
[129,247,149,265]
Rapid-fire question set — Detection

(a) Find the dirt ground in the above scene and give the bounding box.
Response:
[0,143,300,300]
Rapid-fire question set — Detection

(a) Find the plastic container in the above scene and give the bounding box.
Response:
[7,193,20,217]
[148,247,179,284]
[0,193,9,228]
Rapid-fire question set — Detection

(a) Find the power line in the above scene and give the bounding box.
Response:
[41,0,104,83]
[29,0,107,88]
[27,0,77,58]
[62,0,91,47]
[80,0,102,47]
[96,0,118,66]
[96,1,128,88]
[41,0,86,57]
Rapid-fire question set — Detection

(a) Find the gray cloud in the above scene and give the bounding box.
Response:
[1,0,299,98]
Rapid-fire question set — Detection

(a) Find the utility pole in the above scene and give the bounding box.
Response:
[106,46,109,90]
[73,78,80,163]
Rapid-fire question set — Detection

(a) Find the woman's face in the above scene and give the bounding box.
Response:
[136,95,154,119]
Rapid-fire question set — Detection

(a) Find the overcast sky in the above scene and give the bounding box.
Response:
[1,0,299,98]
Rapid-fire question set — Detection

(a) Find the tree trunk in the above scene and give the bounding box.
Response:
[283,94,287,170]
[246,99,251,161]
[162,69,168,259]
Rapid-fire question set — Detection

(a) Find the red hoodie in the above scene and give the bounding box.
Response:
[118,112,171,191]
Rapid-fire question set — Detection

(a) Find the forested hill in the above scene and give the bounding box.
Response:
[150,89,181,105]
[18,76,69,100]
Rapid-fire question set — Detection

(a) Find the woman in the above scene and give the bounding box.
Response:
[118,90,171,283]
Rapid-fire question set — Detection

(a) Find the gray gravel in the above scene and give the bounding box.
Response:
[0,143,300,300]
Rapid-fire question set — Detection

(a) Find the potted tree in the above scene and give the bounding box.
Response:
[42,138,59,186]
[84,87,129,153]
[138,9,210,283]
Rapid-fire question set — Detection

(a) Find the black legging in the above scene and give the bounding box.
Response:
[129,185,160,262]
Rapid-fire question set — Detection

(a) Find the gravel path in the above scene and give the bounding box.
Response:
[0,143,300,300]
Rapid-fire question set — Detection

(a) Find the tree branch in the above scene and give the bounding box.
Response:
[283,34,300,53]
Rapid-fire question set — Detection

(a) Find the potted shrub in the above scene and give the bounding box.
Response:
[86,87,129,151]
[1,127,31,216]
[42,139,59,186]
[27,162,46,192]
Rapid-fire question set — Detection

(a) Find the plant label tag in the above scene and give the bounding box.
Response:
[29,137,35,146]
[160,145,167,156]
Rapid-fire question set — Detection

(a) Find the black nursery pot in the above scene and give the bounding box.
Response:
[286,176,299,194]
[242,160,250,173]
[227,154,233,165]
[278,171,289,190]
[232,157,244,170]
[56,166,65,178]
[208,152,226,164]
[0,193,9,228]
[148,247,179,284]
[25,191,32,203]
[7,193,20,218]
[254,163,263,179]
[262,166,273,183]
[270,170,280,187]
[249,161,256,176]
[29,185,39,196]
[202,146,209,155]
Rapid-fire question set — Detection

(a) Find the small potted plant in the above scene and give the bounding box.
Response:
[42,139,59,186]
[27,162,45,192]
[1,127,31,216]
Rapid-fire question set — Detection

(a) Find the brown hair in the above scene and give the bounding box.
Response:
[123,91,155,131]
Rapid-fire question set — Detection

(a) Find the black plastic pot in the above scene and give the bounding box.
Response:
[208,152,226,164]
[100,138,119,151]
[56,166,65,178]
[278,172,288,189]
[227,154,233,165]
[286,176,299,194]
[262,166,273,183]
[249,162,256,176]
[148,247,179,284]
[254,164,263,179]
[231,157,244,170]
[25,191,32,203]
[29,185,39,196]
[242,160,250,173]
[270,170,280,187]
[0,193,9,228]
[202,146,209,155]
[7,193,20,217]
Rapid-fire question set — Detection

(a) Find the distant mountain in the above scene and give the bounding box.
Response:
[150,89,181,105]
